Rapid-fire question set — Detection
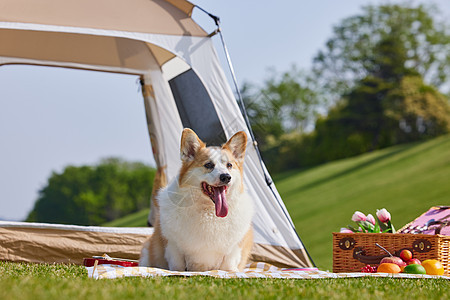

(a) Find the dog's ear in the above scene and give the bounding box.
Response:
[180,128,205,162]
[223,131,247,162]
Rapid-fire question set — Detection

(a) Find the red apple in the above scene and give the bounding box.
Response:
[380,256,407,270]
[399,249,413,262]
[406,258,421,265]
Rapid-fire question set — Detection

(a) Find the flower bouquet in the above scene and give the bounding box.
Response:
[340,208,396,233]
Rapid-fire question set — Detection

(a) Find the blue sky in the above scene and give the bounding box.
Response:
[1,0,448,221]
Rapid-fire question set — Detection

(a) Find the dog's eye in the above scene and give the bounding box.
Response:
[204,162,214,169]
[227,162,233,169]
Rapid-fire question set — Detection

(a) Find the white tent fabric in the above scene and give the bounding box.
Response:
[0,0,313,268]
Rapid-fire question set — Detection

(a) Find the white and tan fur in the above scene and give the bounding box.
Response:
[139,128,254,271]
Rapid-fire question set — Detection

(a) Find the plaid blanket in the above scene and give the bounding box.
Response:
[86,262,450,280]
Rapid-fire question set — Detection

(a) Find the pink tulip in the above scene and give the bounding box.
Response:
[351,211,366,222]
[366,214,376,225]
[340,228,354,233]
[376,208,391,223]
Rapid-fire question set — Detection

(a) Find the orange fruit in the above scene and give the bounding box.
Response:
[422,259,445,275]
[377,263,401,273]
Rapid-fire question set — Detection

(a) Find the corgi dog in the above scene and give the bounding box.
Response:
[139,128,254,272]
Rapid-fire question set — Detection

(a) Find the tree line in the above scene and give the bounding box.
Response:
[243,3,450,172]
[27,158,155,225]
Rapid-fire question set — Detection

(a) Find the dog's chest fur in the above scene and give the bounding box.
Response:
[158,178,253,256]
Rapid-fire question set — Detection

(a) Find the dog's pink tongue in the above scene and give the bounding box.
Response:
[213,186,228,217]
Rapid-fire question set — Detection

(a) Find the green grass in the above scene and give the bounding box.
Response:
[103,135,450,271]
[1,261,449,300]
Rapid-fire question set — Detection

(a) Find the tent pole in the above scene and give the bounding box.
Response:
[195,6,316,268]
[195,6,271,185]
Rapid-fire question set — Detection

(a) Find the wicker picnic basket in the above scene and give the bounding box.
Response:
[332,232,450,275]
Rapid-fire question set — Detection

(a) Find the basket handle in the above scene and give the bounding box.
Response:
[352,247,412,265]
[353,247,389,264]
[429,220,450,234]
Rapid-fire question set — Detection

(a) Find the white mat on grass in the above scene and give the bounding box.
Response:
[86,262,450,280]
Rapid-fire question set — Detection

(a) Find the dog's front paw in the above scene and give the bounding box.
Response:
[223,267,239,272]
[220,247,242,272]
[165,243,186,271]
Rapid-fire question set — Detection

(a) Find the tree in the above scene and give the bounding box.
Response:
[306,3,450,163]
[310,73,450,164]
[241,82,284,145]
[386,76,450,142]
[242,67,320,171]
[26,158,155,225]
[318,77,390,155]
[260,67,320,134]
[243,66,320,138]
[313,4,450,102]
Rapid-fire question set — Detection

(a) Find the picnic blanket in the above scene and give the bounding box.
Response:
[86,262,450,280]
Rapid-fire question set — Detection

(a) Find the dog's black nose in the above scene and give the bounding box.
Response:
[220,173,231,184]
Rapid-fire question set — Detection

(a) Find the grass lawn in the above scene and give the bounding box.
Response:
[1,262,449,300]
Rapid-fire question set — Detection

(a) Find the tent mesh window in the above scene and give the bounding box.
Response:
[169,69,226,146]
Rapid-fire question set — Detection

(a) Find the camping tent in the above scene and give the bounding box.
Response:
[0,0,314,268]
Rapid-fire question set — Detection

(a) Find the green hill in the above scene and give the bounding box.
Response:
[102,208,150,227]
[277,134,450,270]
[105,135,450,270]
